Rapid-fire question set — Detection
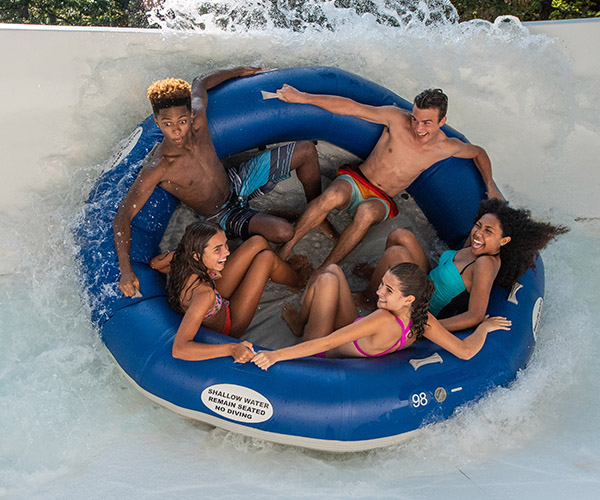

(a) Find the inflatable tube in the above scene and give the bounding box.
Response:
[75,67,542,452]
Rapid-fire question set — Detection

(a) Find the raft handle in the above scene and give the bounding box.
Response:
[409,353,443,371]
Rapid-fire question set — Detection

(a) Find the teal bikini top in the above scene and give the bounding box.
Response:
[428,250,474,317]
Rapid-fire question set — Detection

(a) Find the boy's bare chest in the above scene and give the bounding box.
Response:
[383,132,446,169]
[158,153,230,211]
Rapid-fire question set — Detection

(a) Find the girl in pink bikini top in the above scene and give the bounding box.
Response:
[252,262,435,369]
[352,316,413,357]
[253,260,513,371]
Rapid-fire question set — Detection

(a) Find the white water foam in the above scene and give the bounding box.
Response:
[1,1,599,498]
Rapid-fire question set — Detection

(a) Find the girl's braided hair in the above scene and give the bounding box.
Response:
[388,262,434,340]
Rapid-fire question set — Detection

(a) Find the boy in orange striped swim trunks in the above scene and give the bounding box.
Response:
[335,164,399,221]
[276,84,503,268]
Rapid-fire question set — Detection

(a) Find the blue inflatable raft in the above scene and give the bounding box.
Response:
[75,67,543,452]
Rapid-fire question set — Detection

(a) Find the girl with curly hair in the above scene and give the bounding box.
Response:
[355,198,569,332]
[251,262,510,370]
[150,221,306,363]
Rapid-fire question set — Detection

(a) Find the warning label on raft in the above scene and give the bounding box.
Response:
[201,384,274,424]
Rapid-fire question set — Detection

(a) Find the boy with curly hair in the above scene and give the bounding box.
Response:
[114,68,322,297]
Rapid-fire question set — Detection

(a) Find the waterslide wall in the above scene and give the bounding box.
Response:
[0,19,598,274]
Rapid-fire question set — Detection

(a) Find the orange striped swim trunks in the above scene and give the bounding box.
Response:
[336,164,399,220]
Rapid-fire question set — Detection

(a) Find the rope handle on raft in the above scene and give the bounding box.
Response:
[261,90,279,100]
[409,353,443,371]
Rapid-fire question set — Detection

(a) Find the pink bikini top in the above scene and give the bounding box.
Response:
[352,316,413,357]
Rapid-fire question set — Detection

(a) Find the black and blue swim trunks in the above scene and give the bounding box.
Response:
[202,143,296,239]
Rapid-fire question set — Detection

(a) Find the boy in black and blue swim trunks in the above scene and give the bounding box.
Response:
[205,142,298,240]
[113,68,322,298]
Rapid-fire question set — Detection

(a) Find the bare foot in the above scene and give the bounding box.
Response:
[352,262,375,280]
[282,302,305,337]
[317,219,339,240]
[287,254,314,288]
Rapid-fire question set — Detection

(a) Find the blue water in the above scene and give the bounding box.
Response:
[1,2,599,498]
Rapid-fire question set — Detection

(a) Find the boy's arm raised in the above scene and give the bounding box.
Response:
[191,67,263,116]
[276,84,406,127]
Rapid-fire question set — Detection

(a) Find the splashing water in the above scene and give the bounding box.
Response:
[147,0,460,32]
[2,1,600,498]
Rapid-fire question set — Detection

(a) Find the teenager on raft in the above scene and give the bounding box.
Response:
[251,262,510,369]
[150,221,305,363]
[274,84,504,268]
[113,69,320,299]
[353,198,569,332]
